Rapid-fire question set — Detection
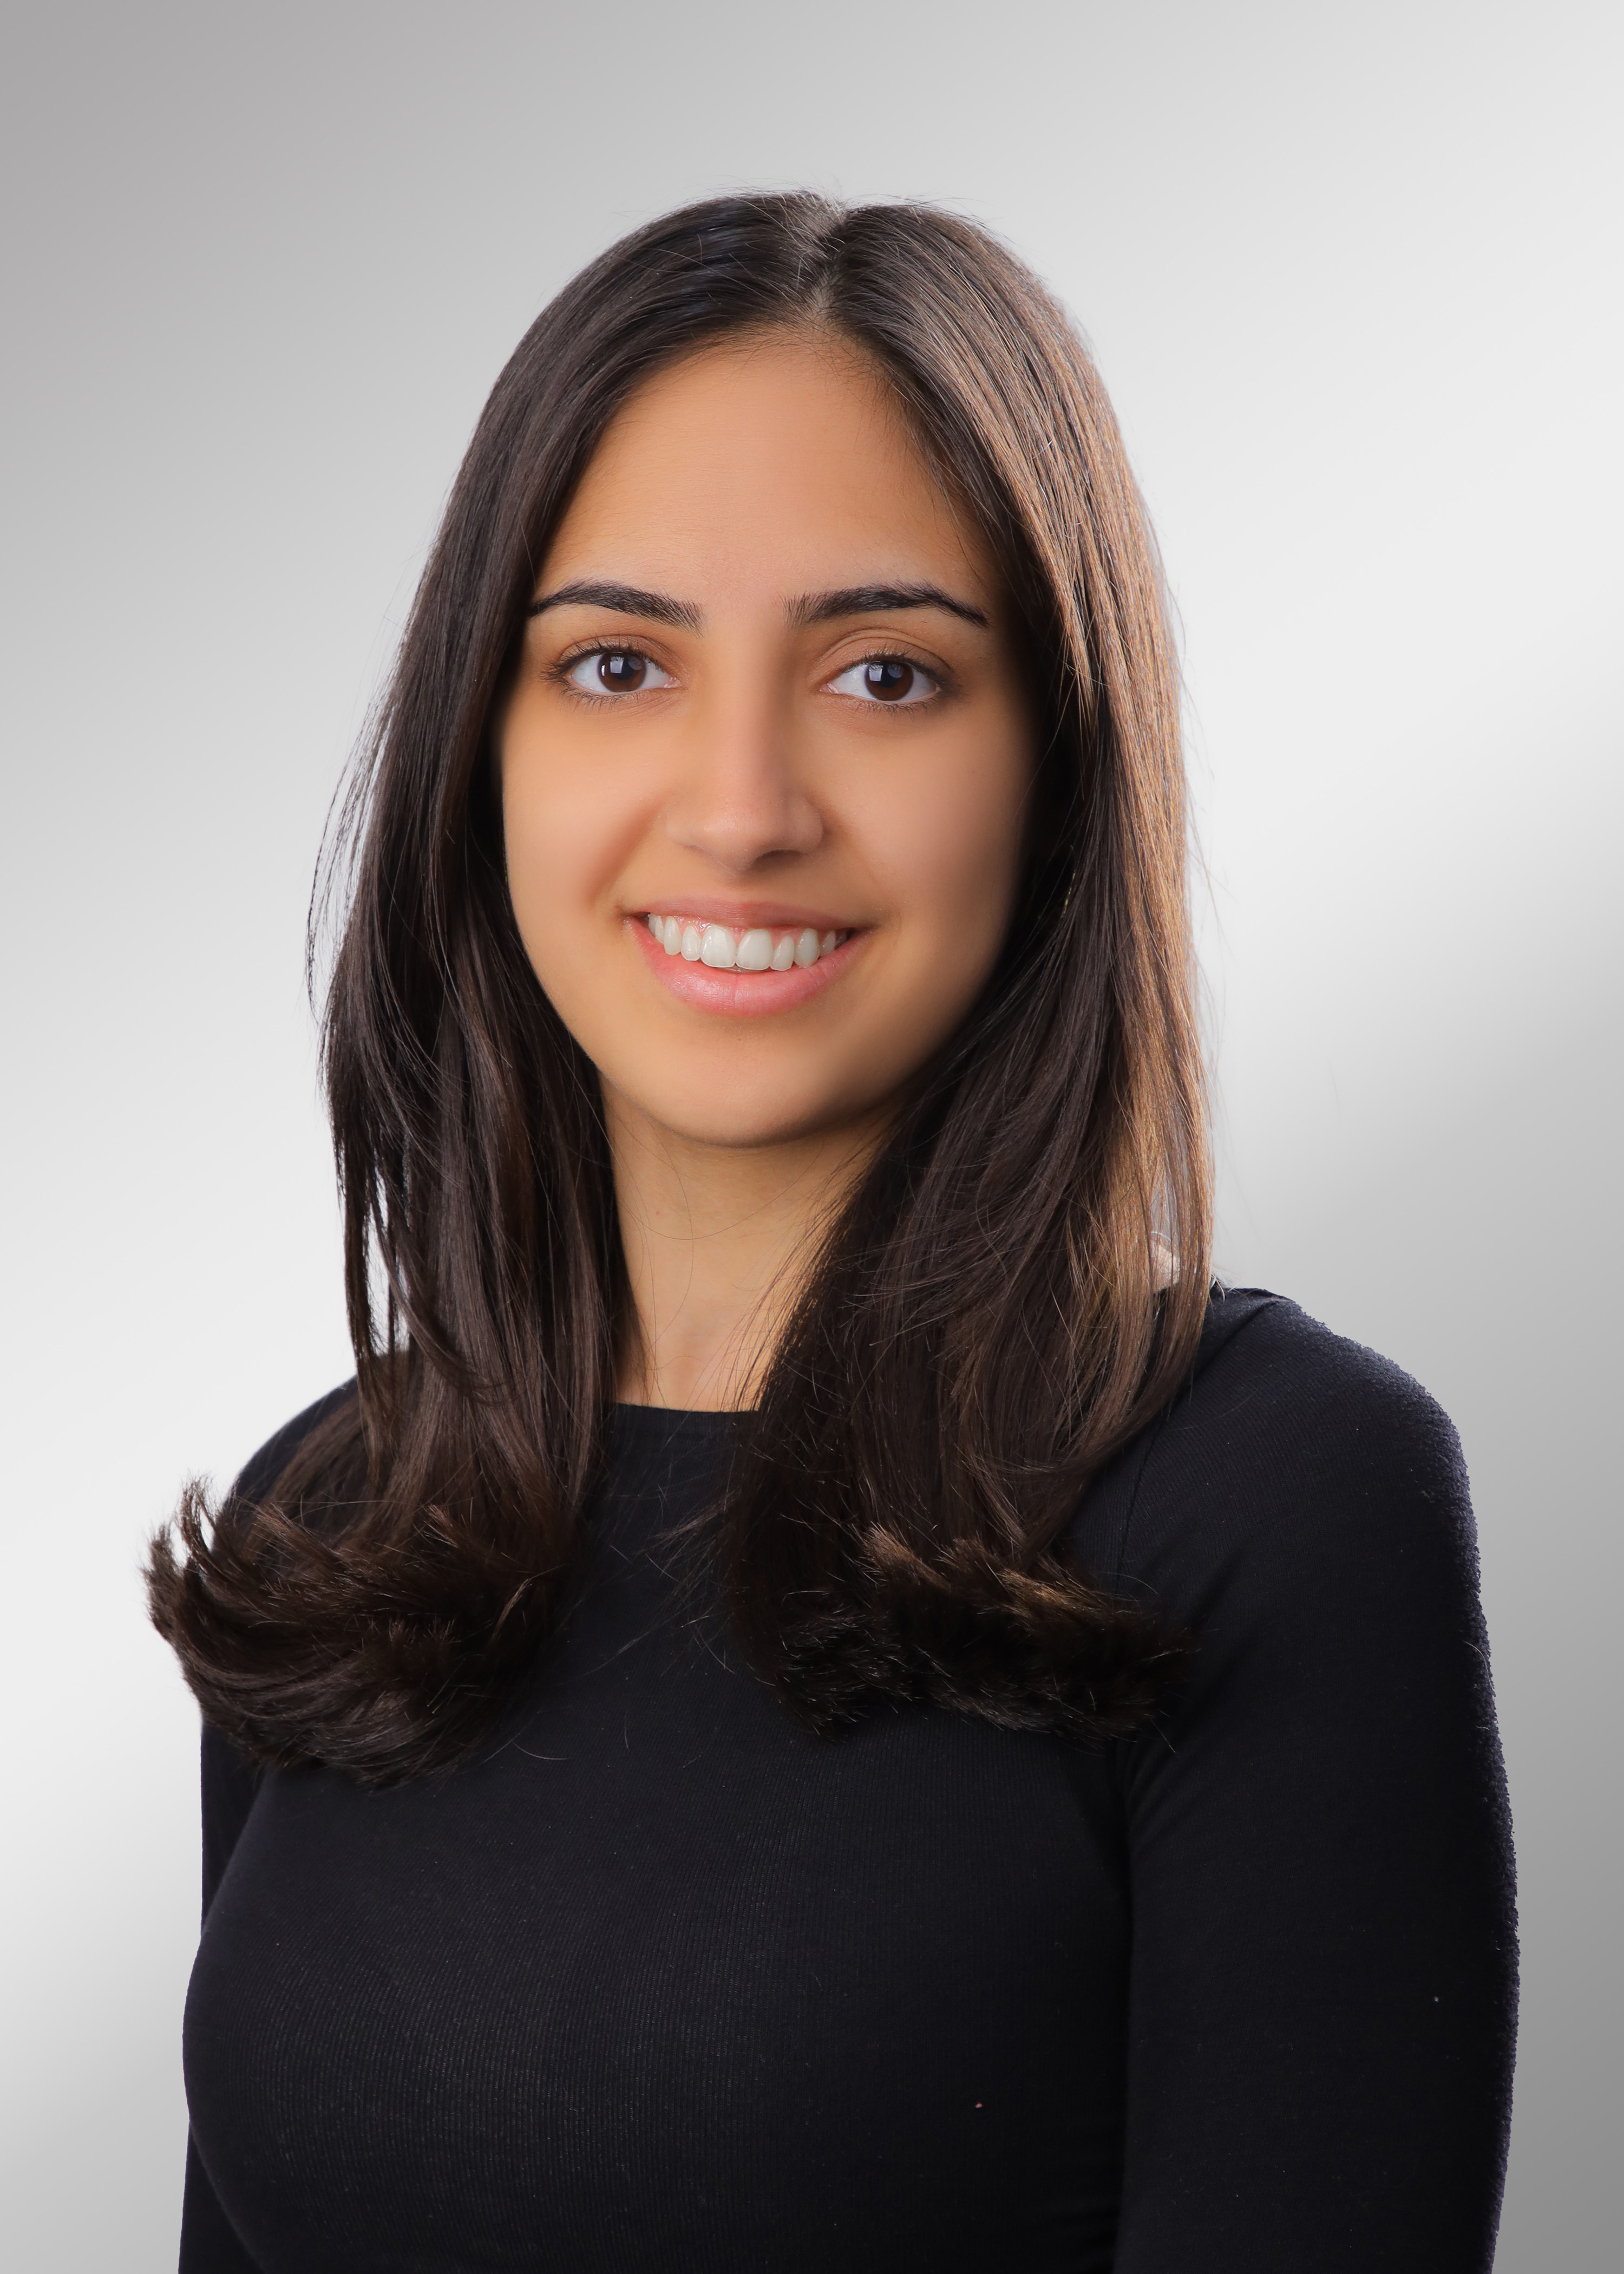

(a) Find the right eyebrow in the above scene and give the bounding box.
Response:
[527,579,703,630]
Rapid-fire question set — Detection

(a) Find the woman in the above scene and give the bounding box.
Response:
[149,194,1516,2272]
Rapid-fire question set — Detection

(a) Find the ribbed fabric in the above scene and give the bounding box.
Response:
[178,1290,1516,2272]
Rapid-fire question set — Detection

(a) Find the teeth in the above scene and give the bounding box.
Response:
[699,924,735,968]
[641,916,850,971]
[736,928,774,971]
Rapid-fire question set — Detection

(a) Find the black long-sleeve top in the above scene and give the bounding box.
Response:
[177,1289,1517,2271]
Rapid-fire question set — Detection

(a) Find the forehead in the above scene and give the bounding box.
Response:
[539,331,993,607]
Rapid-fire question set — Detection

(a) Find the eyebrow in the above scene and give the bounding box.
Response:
[527,579,702,629]
[526,577,988,632]
[788,582,988,630]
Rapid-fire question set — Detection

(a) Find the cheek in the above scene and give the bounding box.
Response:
[822,720,1031,1097]
[856,721,1030,955]
[500,739,642,982]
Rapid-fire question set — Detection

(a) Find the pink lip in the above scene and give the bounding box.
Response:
[640,896,855,930]
[630,916,866,1016]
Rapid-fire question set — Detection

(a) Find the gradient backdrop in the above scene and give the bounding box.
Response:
[3,3,1619,2265]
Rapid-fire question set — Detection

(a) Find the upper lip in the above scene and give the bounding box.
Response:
[636,897,863,930]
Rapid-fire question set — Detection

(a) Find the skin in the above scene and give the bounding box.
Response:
[497,330,1036,1408]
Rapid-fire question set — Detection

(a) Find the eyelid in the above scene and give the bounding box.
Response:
[820,644,952,697]
[549,635,682,692]
[542,632,954,696]
[552,633,672,669]
[827,626,952,668]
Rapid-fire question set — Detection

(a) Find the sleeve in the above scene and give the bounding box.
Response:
[179,1726,265,2271]
[176,1388,356,2274]
[179,2132,263,2273]
[200,1723,259,1919]
[185,1377,356,1926]
[1110,1310,1517,2272]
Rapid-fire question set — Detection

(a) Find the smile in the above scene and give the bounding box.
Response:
[631,910,865,1017]
[641,915,850,971]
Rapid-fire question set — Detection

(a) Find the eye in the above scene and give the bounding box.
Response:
[562,647,675,696]
[827,655,940,707]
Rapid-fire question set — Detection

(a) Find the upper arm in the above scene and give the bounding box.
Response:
[200,1723,260,1920]
[1113,1320,1516,2271]
[193,1381,356,1916]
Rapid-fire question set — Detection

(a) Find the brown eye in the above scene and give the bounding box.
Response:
[562,647,675,697]
[829,655,938,707]
[863,658,915,702]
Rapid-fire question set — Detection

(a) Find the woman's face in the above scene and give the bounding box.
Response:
[499,331,1036,1153]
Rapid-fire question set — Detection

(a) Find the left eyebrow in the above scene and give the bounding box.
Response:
[787,583,988,630]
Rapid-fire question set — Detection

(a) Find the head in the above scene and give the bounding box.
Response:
[339,188,1204,1354]
[496,326,1037,1165]
[154,195,1211,1780]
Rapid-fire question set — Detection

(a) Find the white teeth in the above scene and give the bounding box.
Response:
[736,927,774,971]
[646,916,849,971]
[699,923,736,969]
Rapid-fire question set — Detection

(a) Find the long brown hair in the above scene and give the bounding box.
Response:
[147,193,1212,1782]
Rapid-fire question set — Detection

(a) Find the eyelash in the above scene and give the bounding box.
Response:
[834,649,947,700]
[549,638,652,684]
[547,642,951,699]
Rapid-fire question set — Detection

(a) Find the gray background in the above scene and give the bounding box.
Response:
[2,2,1619,2264]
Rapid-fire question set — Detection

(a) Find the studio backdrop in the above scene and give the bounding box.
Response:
[1,3,1618,2267]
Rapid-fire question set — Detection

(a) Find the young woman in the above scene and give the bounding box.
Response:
[149,194,1516,2273]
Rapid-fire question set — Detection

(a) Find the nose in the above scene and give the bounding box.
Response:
[662,675,824,872]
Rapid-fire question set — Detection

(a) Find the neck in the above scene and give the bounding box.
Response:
[605,1086,885,1412]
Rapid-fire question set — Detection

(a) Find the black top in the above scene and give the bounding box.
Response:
[178,1290,1516,2272]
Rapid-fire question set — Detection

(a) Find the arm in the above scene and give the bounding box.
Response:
[179,2131,263,2274]
[1112,1303,1516,2271]
[175,1388,354,2274]
[178,1728,264,2272]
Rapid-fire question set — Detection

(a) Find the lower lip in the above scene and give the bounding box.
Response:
[630,919,866,1016]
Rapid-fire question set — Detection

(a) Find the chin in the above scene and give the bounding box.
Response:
[620,1066,885,1154]
[652,1102,859,1152]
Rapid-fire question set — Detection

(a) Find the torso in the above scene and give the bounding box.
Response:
[187,1406,1128,2271]
[182,1292,1518,2273]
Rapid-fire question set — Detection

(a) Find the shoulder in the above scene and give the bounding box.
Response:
[1079,1293,1509,1922]
[1158,1283,1470,1543]
[1073,1287,1481,1663]
[188,1382,357,1895]
[232,1378,359,1505]
[1079,1299,1516,2254]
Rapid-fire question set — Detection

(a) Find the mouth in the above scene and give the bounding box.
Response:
[640,913,852,971]
[629,907,866,1016]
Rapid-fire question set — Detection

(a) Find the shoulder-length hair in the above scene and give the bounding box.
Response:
[148,192,1212,1783]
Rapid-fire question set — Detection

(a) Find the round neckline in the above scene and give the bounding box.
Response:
[610,1401,740,1434]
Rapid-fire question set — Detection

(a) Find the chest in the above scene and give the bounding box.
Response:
[186,1612,1129,2272]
